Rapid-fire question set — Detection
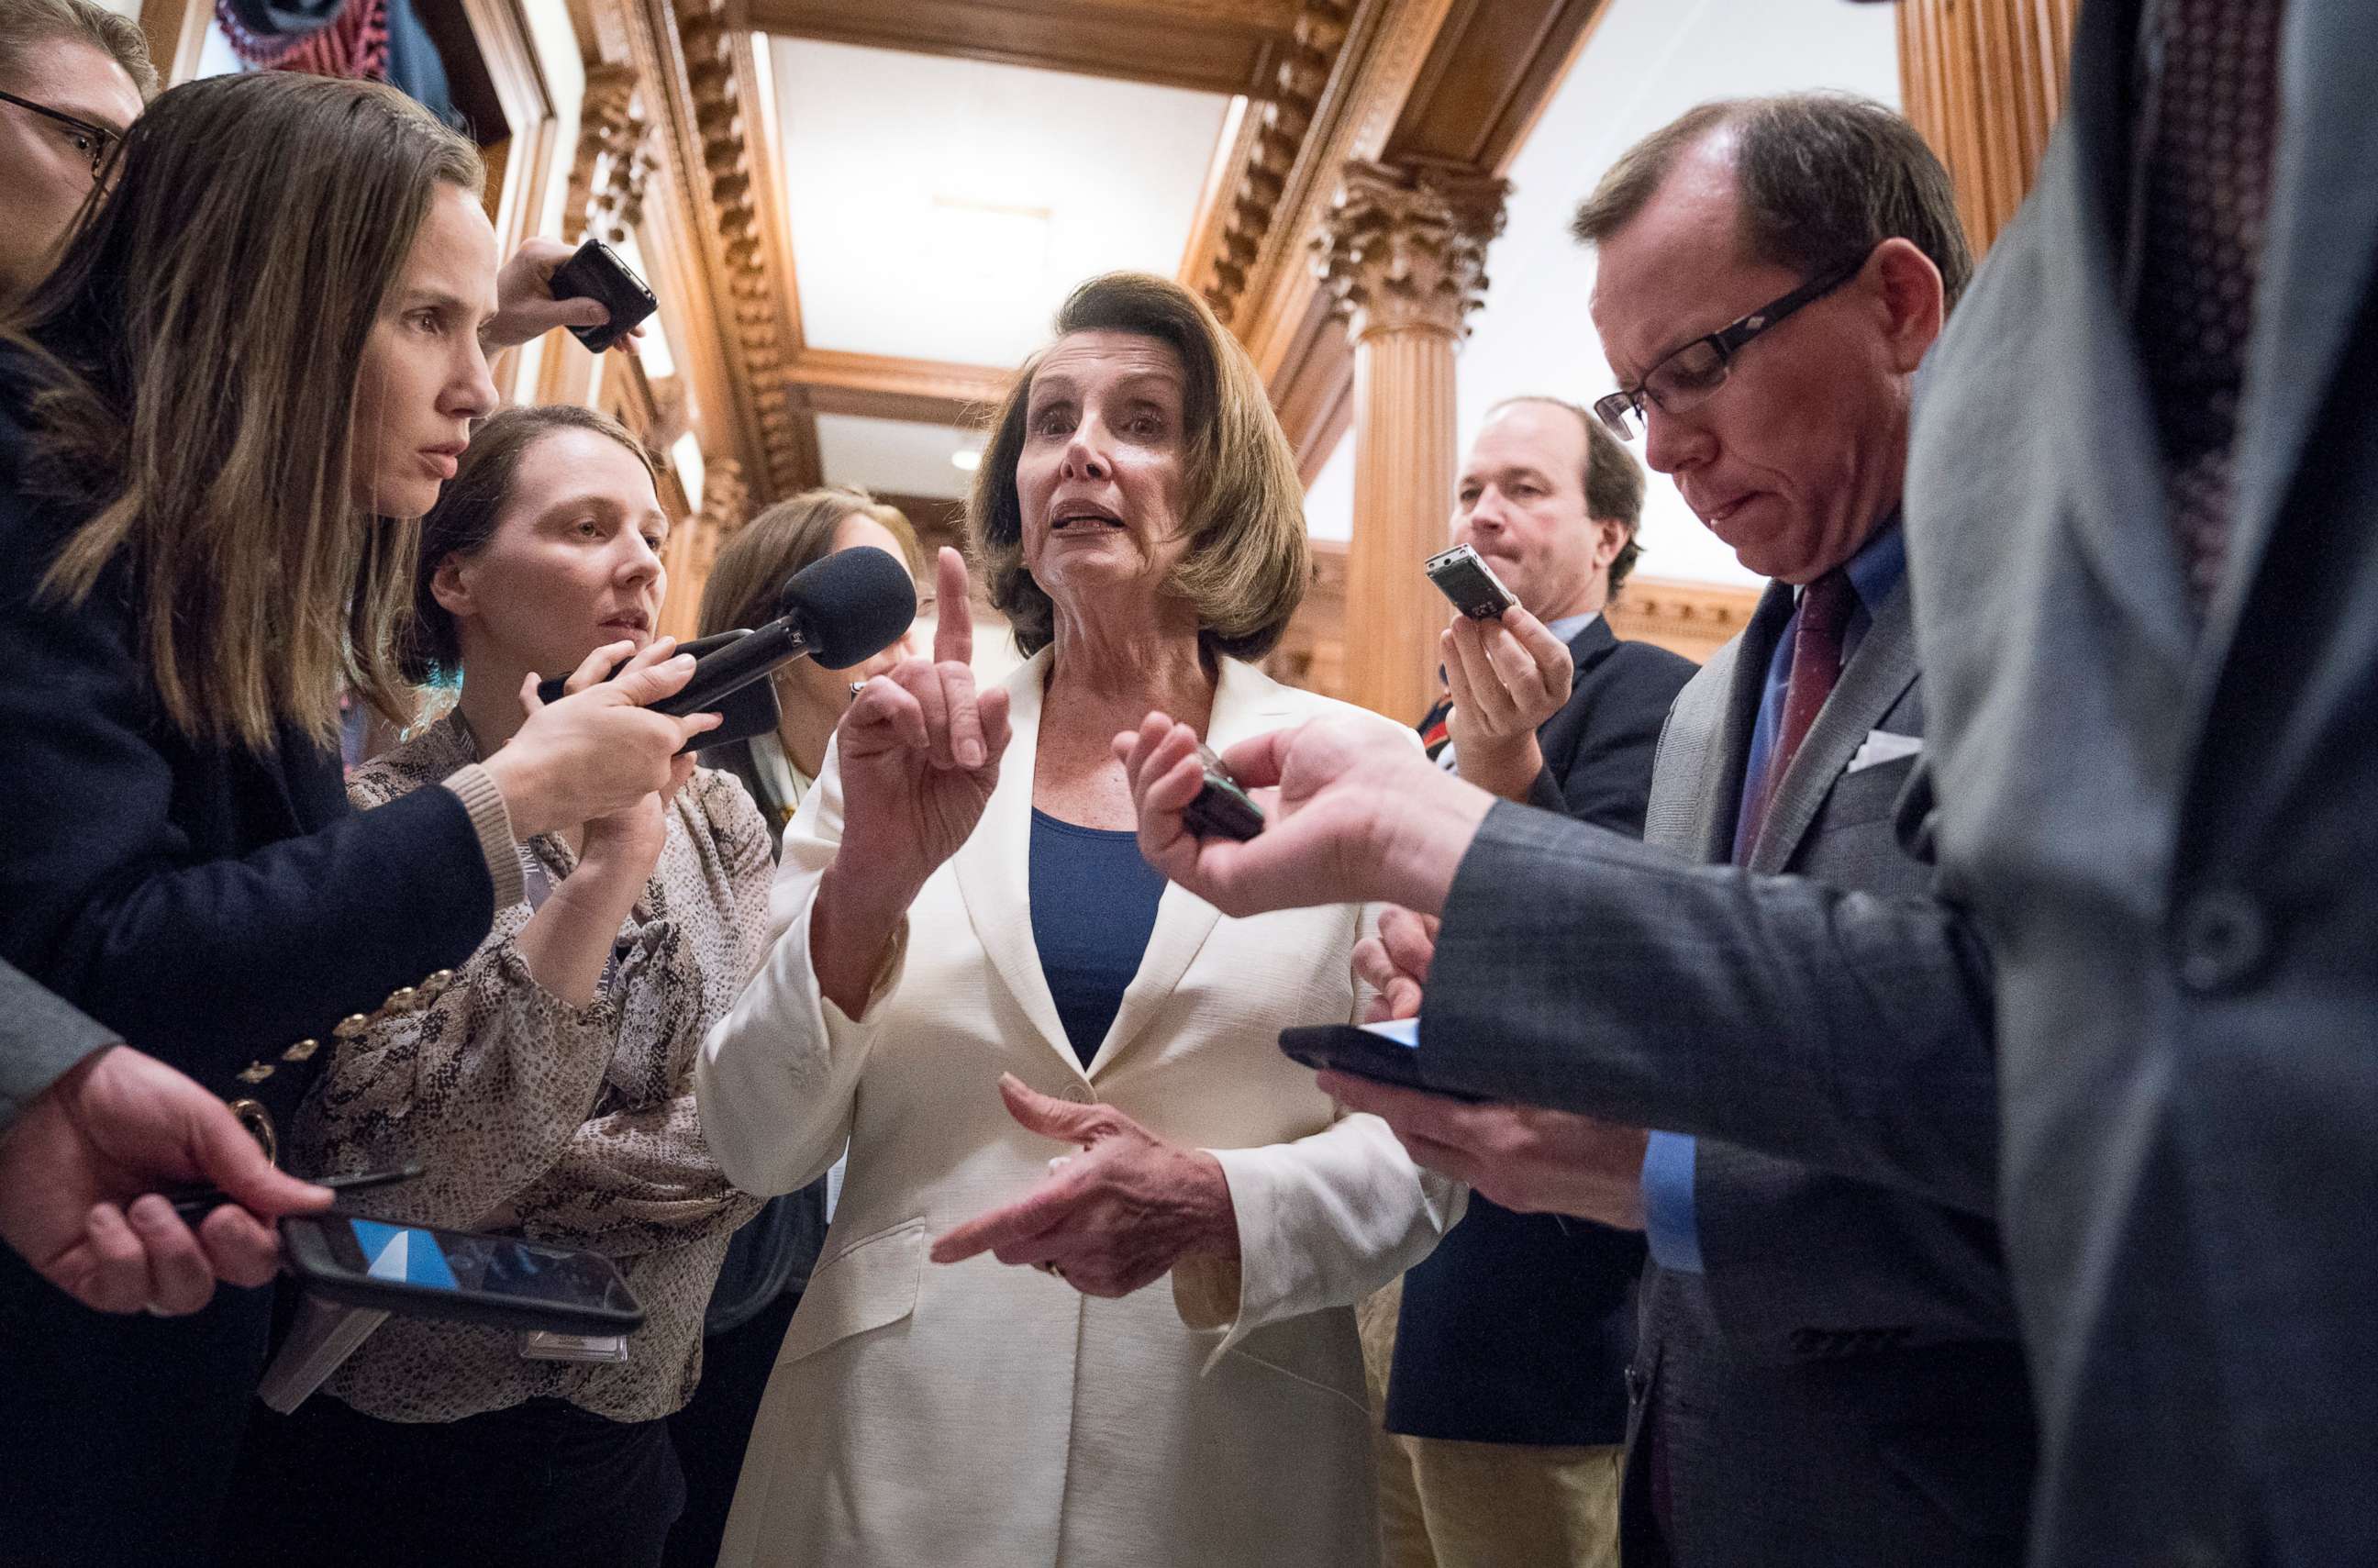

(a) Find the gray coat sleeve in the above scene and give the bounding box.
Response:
[1,958,119,1134]
[1419,801,2001,1217]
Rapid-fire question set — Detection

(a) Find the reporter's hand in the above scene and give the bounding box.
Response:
[1315,1070,1648,1229]
[1117,712,1492,918]
[1442,608,1570,802]
[0,1046,333,1314]
[929,1075,1238,1296]
[485,238,648,352]
[559,651,697,882]
[482,637,719,840]
[1354,906,1439,1022]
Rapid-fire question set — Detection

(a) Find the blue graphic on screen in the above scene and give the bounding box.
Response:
[349,1218,461,1290]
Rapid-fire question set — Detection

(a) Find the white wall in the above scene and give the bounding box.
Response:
[1304,0,1901,587]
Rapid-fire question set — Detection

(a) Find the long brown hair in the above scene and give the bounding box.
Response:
[5,71,482,751]
[970,272,1308,661]
[698,486,924,642]
[398,405,659,684]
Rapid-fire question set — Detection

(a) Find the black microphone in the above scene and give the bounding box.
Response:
[650,544,918,717]
[533,545,918,732]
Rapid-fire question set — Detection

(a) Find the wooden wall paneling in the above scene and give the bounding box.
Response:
[1605,577,1762,665]
[1895,0,2079,253]
[746,0,1300,97]
[727,23,822,488]
[137,0,213,85]
[787,350,1014,428]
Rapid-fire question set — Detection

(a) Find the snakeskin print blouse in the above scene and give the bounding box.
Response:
[294,713,770,1423]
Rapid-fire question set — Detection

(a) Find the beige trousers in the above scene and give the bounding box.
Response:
[1359,1278,1625,1568]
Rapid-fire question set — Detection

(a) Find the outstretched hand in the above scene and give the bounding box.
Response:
[930,1075,1239,1297]
[0,1046,332,1314]
[1116,713,1494,919]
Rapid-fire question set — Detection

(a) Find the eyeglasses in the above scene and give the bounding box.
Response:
[0,88,122,179]
[1592,257,1867,441]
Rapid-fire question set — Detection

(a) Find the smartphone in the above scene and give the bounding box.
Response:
[548,238,659,353]
[281,1213,646,1337]
[1179,742,1264,841]
[1278,1019,1485,1102]
[1423,543,1518,621]
[533,629,780,754]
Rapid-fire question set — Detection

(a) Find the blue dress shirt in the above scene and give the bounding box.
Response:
[1640,522,1908,1273]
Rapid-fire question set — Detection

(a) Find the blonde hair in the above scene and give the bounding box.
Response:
[8,72,482,751]
[699,486,924,639]
[0,0,157,96]
[969,272,1308,661]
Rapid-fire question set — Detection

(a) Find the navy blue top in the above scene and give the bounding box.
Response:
[1028,809,1167,1067]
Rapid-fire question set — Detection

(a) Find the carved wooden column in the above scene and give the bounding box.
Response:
[1896,0,2081,253]
[1314,158,1506,722]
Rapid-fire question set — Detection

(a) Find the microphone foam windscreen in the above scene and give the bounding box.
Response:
[776,545,919,669]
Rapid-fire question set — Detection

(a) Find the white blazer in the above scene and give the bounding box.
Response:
[697,650,1460,1568]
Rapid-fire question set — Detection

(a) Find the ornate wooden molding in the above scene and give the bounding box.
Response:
[1896,0,2079,254]
[563,62,653,245]
[1187,0,1356,322]
[594,0,813,500]
[1314,157,1507,340]
[787,350,1016,428]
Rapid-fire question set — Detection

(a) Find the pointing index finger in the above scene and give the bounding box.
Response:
[932,548,972,668]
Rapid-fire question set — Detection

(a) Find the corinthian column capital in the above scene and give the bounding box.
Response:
[1313,159,1510,342]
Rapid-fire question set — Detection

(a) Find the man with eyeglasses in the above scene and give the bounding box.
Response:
[0,0,150,306]
[1121,92,2035,1567]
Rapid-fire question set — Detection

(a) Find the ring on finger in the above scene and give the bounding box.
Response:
[1034,1260,1067,1283]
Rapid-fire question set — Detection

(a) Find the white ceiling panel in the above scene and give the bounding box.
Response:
[815,414,982,501]
[772,38,1231,369]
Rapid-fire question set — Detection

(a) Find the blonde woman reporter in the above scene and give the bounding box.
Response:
[697,272,1458,1568]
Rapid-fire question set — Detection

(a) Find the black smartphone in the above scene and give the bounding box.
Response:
[281,1213,646,1336]
[548,238,659,353]
[533,629,780,754]
[1278,1021,1485,1102]
[1423,543,1518,620]
[1179,742,1264,841]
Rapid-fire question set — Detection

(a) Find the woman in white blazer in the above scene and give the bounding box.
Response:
[696,272,1459,1568]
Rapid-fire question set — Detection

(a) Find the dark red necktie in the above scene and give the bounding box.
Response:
[2132,0,2286,611]
[1740,567,1857,864]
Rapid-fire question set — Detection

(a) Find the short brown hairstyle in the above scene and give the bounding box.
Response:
[1486,395,1649,596]
[398,405,657,684]
[970,272,1308,661]
[699,485,924,641]
[1572,92,1972,314]
[0,0,158,96]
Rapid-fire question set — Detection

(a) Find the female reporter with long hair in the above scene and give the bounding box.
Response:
[0,74,712,1564]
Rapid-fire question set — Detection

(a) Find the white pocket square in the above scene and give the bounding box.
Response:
[1846,729,1923,773]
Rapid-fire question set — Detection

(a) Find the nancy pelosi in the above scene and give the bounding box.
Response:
[695,272,1458,1567]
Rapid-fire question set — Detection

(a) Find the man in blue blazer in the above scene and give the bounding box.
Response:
[1381,397,1692,1567]
[1125,4,2378,1562]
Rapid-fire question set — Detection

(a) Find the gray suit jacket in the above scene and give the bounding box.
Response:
[1,958,115,1133]
[1623,573,2029,1567]
[1422,2,2378,1561]
[1902,0,2378,1560]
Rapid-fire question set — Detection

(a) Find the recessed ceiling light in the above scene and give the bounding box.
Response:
[950,449,982,473]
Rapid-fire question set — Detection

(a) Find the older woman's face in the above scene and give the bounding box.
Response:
[1016,329,1191,616]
